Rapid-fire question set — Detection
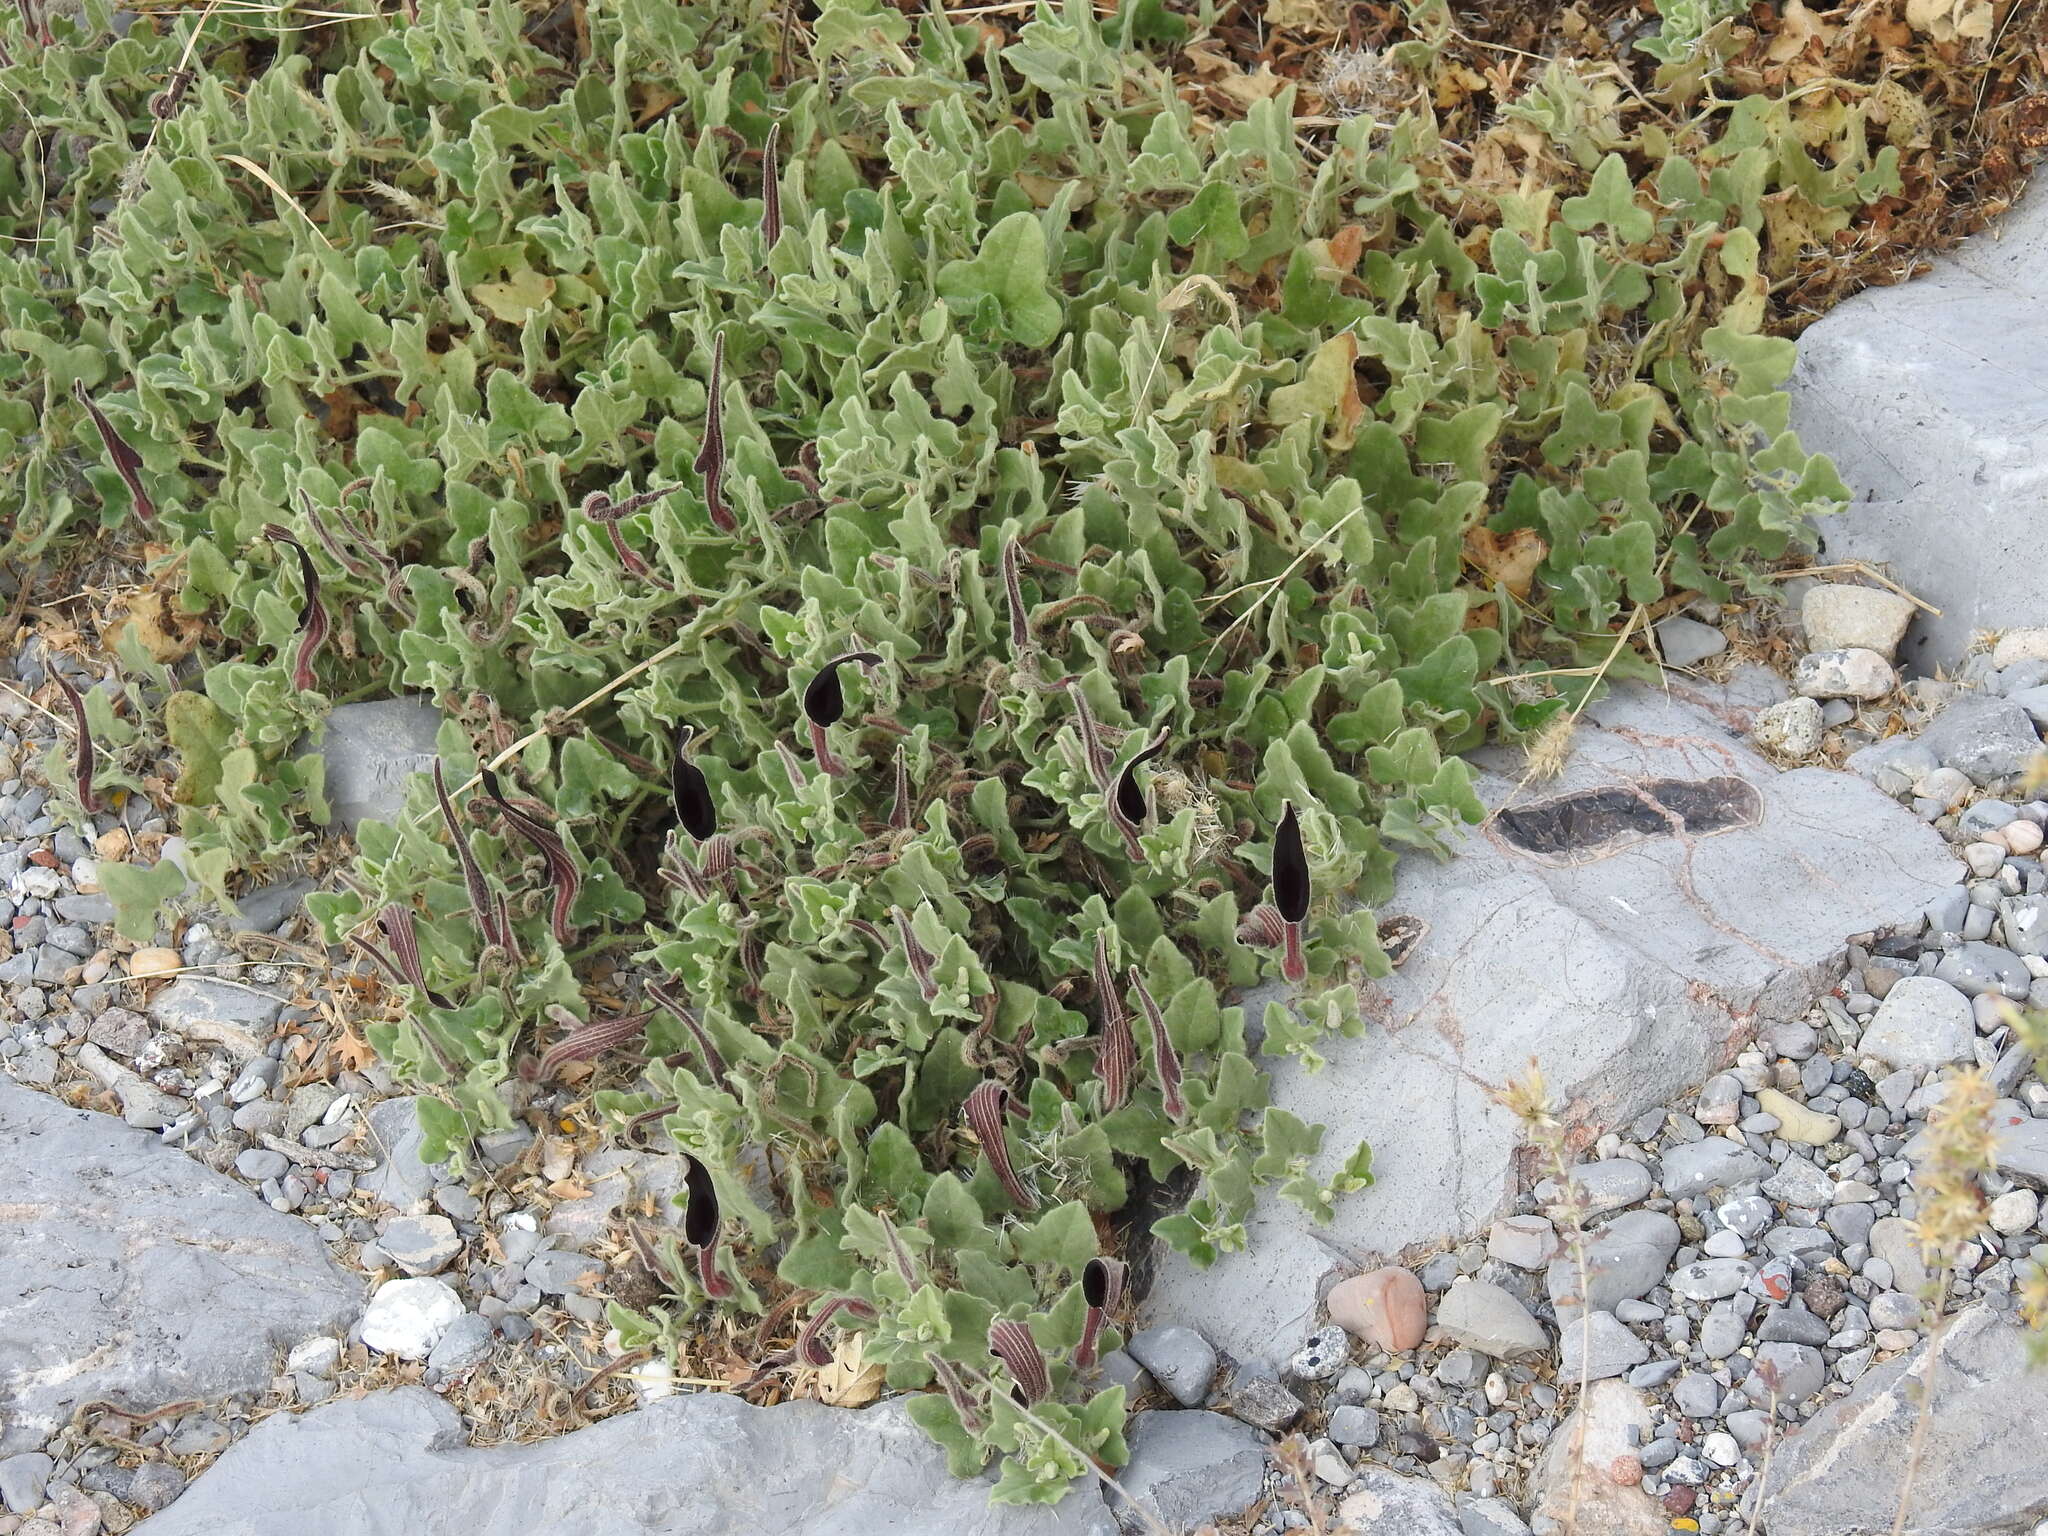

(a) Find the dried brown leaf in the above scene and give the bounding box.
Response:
[1463,526,1549,599]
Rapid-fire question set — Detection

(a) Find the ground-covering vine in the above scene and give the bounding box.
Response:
[1,0,1911,1501]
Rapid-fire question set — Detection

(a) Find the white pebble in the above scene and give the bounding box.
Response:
[286,1335,342,1378]
[1702,1430,1741,1468]
[360,1277,465,1361]
[1989,1189,2040,1235]
[1963,842,2007,878]
[1703,1229,1747,1258]
[1795,647,1896,701]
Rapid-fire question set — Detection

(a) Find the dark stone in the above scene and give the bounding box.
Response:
[1399,1431,1440,1463]
[1211,1368,1303,1434]
[1495,777,1762,860]
[1801,1274,1849,1321]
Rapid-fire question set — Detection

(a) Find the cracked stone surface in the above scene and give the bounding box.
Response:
[130,1387,1117,1535]
[1790,181,2047,666]
[305,695,445,835]
[1141,682,1953,1367]
[0,1078,363,1454]
[1754,1304,2048,1536]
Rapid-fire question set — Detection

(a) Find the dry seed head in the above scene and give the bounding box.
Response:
[1497,1063,1558,1133]
[1525,713,1577,783]
[1913,1068,1995,1280]
[1316,47,1404,121]
[1153,768,1229,862]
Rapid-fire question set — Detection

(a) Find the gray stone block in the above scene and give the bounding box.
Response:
[1756,1305,2048,1535]
[129,1387,1116,1535]
[308,696,445,835]
[1110,1411,1267,1534]
[0,1079,361,1454]
[1789,185,2048,667]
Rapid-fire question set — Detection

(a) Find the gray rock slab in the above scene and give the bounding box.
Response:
[1143,685,1950,1366]
[1123,1326,1218,1409]
[147,977,285,1060]
[1661,1137,1771,1200]
[1549,1210,1683,1322]
[357,1096,451,1206]
[225,878,316,934]
[0,1079,362,1453]
[307,696,445,836]
[1334,1466,1464,1534]
[1557,1310,1650,1382]
[1789,182,2048,667]
[1860,977,1978,1069]
[1914,694,2044,786]
[131,1386,1117,1535]
[1993,1113,2048,1188]
[541,1149,690,1245]
[1755,1305,2048,1535]
[1111,1410,1267,1534]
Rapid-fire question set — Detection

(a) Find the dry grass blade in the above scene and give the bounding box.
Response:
[219,153,338,248]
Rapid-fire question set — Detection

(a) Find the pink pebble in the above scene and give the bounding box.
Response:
[1326,1266,1427,1352]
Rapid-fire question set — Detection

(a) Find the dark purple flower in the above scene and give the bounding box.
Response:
[887,741,912,830]
[988,1319,1050,1405]
[695,334,736,533]
[580,484,679,588]
[297,490,373,578]
[480,768,581,947]
[1273,799,1311,983]
[376,903,454,1009]
[432,760,509,953]
[646,977,728,1088]
[795,1296,874,1367]
[671,723,716,841]
[926,1351,985,1433]
[536,1005,652,1081]
[71,380,155,521]
[893,905,941,1002]
[681,1153,733,1299]
[761,123,783,263]
[149,66,195,121]
[1090,931,1135,1111]
[262,524,328,693]
[1108,725,1169,860]
[51,672,100,814]
[1075,1256,1127,1372]
[801,650,882,776]
[1002,538,1030,654]
[1127,965,1185,1121]
[1062,678,1116,788]
[964,1079,1037,1211]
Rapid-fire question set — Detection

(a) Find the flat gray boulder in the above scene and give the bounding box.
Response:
[0,1080,362,1453]
[1789,183,2047,666]
[131,1387,1117,1535]
[1109,1410,1268,1534]
[1755,1304,2048,1535]
[310,695,444,835]
[1143,683,1952,1366]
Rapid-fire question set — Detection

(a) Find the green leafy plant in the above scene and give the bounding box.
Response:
[3,0,1890,1501]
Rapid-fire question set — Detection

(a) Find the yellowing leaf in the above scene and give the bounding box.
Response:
[1263,0,1330,29]
[106,589,200,663]
[1903,0,1991,40]
[474,270,557,323]
[1267,333,1365,451]
[813,1332,886,1407]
